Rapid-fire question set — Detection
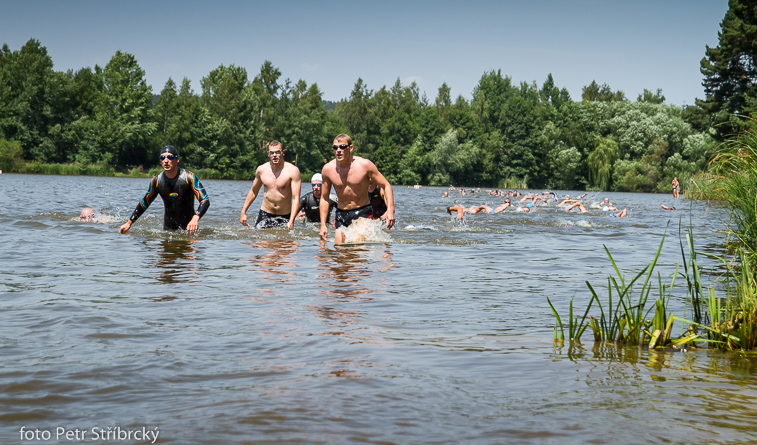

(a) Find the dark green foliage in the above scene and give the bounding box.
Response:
[697,0,757,138]
[0,39,715,187]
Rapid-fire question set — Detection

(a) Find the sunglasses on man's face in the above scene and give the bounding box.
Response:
[332,144,349,150]
[159,155,177,161]
[311,183,322,188]
[269,150,282,156]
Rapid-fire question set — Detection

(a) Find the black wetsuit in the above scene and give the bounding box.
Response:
[297,192,337,223]
[368,186,387,220]
[128,168,210,230]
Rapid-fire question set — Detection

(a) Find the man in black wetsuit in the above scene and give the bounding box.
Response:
[296,173,337,223]
[118,145,210,235]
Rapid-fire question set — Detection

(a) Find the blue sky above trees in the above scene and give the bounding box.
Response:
[2,0,727,106]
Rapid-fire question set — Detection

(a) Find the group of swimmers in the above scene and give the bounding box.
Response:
[445,190,630,220]
[85,134,395,245]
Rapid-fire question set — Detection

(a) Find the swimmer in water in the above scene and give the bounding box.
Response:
[446,205,465,221]
[614,208,628,217]
[660,204,676,210]
[467,205,494,214]
[564,201,588,213]
[494,198,512,213]
[80,207,96,222]
[119,145,210,235]
[296,173,336,223]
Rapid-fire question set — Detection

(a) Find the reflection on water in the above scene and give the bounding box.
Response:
[152,237,199,287]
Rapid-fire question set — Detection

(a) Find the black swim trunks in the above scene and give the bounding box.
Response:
[334,204,373,229]
[255,210,289,229]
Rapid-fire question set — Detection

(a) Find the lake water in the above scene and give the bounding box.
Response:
[2,173,756,444]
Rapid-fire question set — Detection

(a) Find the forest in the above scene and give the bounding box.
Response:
[0,36,731,191]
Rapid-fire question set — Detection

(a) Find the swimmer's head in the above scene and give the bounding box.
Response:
[446,206,452,214]
[80,207,95,222]
[160,145,179,156]
[602,197,610,203]
[311,173,323,182]
[523,207,530,212]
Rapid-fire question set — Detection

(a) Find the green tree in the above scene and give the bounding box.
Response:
[582,80,626,102]
[76,51,155,166]
[697,0,757,138]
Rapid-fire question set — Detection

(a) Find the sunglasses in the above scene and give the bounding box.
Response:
[332,144,349,150]
[311,183,322,187]
[268,150,282,155]
[159,155,177,161]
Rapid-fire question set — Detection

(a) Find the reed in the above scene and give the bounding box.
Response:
[711,128,757,268]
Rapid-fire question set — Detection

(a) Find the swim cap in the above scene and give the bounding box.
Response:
[602,206,610,211]
[161,145,179,156]
[311,173,323,182]
[527,203,533,207]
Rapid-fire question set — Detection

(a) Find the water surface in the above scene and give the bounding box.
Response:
[1,174,755,444]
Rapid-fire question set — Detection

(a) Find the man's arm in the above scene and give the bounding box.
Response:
[240,170,263,226]
[187,173,210,235]
[287,169,301,229]
[369,167,395,229]
[319,173,333,241]
[119,176,159,234]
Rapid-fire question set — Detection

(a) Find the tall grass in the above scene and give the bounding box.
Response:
[711,128,757,268]
[18,162,116,176]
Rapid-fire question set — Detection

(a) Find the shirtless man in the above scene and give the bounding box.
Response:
[240,141,301,229]
[446,205,465,220]
[319,134,395,244]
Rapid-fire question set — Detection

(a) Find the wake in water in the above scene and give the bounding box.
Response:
[339,218,392,243]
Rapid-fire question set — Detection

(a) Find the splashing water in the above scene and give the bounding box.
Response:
[339,218,392,243]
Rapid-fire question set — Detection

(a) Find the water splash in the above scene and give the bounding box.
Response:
[339,219,392,243]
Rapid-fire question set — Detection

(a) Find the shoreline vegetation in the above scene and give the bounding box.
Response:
[549,127,757,351]
[1,37,717,191]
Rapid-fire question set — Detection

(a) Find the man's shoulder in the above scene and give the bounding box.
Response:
[284,162,301,175]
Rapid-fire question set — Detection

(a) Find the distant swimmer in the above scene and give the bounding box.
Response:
[240,141,301,229]
[467,205,494,214]
[660,204,676,210]
[493,199,512,213]
[119,145,210,235]
[319,134,395,244]
[447,205,465,221]
[80,207,96,222]
[296,173,336,223]
[564,201,587,213]
[613,208,628,217]
[443,192,449,198]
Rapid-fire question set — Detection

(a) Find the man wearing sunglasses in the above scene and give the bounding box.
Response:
[240,141,301,229]
[296,173,337,223]
[119,145,210,235]
[319,134,395,243]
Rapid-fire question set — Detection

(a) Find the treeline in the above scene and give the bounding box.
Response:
[0,38,718,191]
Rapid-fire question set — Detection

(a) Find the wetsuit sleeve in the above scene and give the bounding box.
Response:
[297,195,308,213]
[129,176,160,223]
[189,173,210,218]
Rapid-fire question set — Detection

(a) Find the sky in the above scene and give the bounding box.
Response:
[2,0,729,107]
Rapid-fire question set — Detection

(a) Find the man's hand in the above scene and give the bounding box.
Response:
[118,221,132,234]
[319,225,328,241]
[240,213,249,226]
[187,215,200,235]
